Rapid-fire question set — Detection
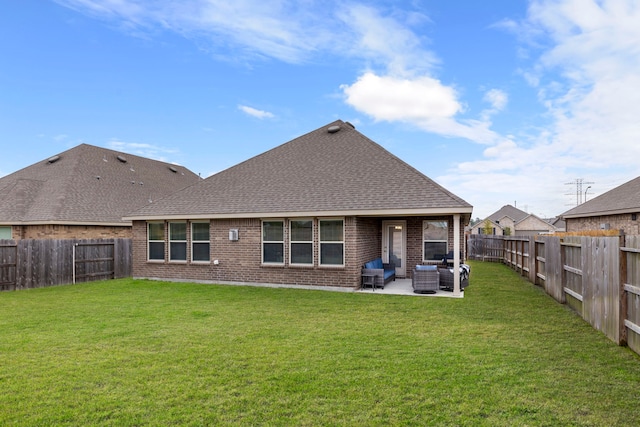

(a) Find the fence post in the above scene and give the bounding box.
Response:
[620,233,628,346]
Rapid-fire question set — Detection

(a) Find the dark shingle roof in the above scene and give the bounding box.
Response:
[487,205,529,223]
[127,120,472,219]
[562,176,640,218]
[0,144,201,225]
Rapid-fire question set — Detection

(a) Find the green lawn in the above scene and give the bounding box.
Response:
[1,261,640,426]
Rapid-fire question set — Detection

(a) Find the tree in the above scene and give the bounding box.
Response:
[482,220,493,235]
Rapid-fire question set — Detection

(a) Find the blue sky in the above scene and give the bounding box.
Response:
[2,0,639,220]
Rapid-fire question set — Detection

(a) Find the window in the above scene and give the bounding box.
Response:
[0,226,11,239]
[169,222,187,261]
[262,220,284,264]
[148,222,165,261]
[191,222,210,262]
[290,219,313,265]
[319,219,344,266]
[423,220,448,261]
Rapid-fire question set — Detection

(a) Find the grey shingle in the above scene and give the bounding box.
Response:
[562,176,640,218]
[0,144,201,225]
[126,120,472,219]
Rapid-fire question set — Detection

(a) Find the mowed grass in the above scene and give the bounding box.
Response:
[2,262,640,426]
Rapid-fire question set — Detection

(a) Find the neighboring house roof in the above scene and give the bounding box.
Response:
[487,205,529,224]
[562,176,640,219]
[0,144,200,226]
[126,120,472,220]
[473,205,556,234]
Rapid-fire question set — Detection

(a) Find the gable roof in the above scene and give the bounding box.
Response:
[0,144,200,226]
[487,205,529,224]
[126,120,472,220]
[562,176,640,219]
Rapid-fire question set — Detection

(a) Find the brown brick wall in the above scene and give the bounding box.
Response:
[133,218,360,288]
[12,224,132,240]
[132,215,466,289]
[406,216,465,268]
[566,213,640,235]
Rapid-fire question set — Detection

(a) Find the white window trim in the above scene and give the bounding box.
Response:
[289,218,314,266]
[262,219,285,265]
[319,218,345,267]
[169,221,187,263]
[191,221,210,264]
[422,220,448,262]
[147,222,165,262]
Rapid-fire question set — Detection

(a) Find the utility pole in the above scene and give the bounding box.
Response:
[565,178,595,206]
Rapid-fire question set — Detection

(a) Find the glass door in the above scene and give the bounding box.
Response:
[382,221,406,278]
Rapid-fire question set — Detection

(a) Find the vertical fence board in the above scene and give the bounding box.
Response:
[543,236,565,303]
[624,235,640,353]
[0,238,132,291]
[0,240,17,291]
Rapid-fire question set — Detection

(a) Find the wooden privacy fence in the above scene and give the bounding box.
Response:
[0,238,132,291]
[470,234,640,356]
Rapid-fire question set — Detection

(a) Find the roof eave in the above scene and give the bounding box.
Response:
[124,206,474,221]
[563,207,640,219]
[0,220,132,227]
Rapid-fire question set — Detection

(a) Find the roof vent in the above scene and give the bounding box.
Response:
[47,155,60,164]
[345,121,355,129]
[169,166,178,173]
[328,125,341,134]
[117,155,127,163]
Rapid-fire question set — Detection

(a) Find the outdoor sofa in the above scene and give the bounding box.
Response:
[362,257,396,289]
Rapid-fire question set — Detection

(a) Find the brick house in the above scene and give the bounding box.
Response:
[470,204,556,236]
[562,176,640,234]
[125,120,473,293]
[0,144,200,240]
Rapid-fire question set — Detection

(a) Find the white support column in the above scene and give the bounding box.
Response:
[453,214,461,296]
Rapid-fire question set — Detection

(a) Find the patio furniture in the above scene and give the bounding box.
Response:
[438,264,470,291]
[361,272,376,291]
[362,258,396,289]
[411,265,439,294]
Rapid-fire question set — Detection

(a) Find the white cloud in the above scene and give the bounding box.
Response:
[238,105,275,119]
[442,0,640,218]
[341,72,502,144]
[336,4,438,76]
[342,72,461,121]
[483,89,508,112]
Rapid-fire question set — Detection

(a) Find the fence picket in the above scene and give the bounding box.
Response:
[0,238,132,291]
[469,233,637,352]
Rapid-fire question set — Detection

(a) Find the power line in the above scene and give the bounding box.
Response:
[565,178,595,206]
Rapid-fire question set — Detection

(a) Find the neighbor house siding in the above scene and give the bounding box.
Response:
[566,213,640,235]
[11,224,132,240]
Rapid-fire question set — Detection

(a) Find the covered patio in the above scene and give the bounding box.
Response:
[357,278,465,298]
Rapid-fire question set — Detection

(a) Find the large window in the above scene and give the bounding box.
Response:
[262,220,284,264]
[319,219,344,266]
[191,222,210,262]
[423,220,448,261]
[290,219,313,265]
[148,222,165,261]
[169,222,187,261]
